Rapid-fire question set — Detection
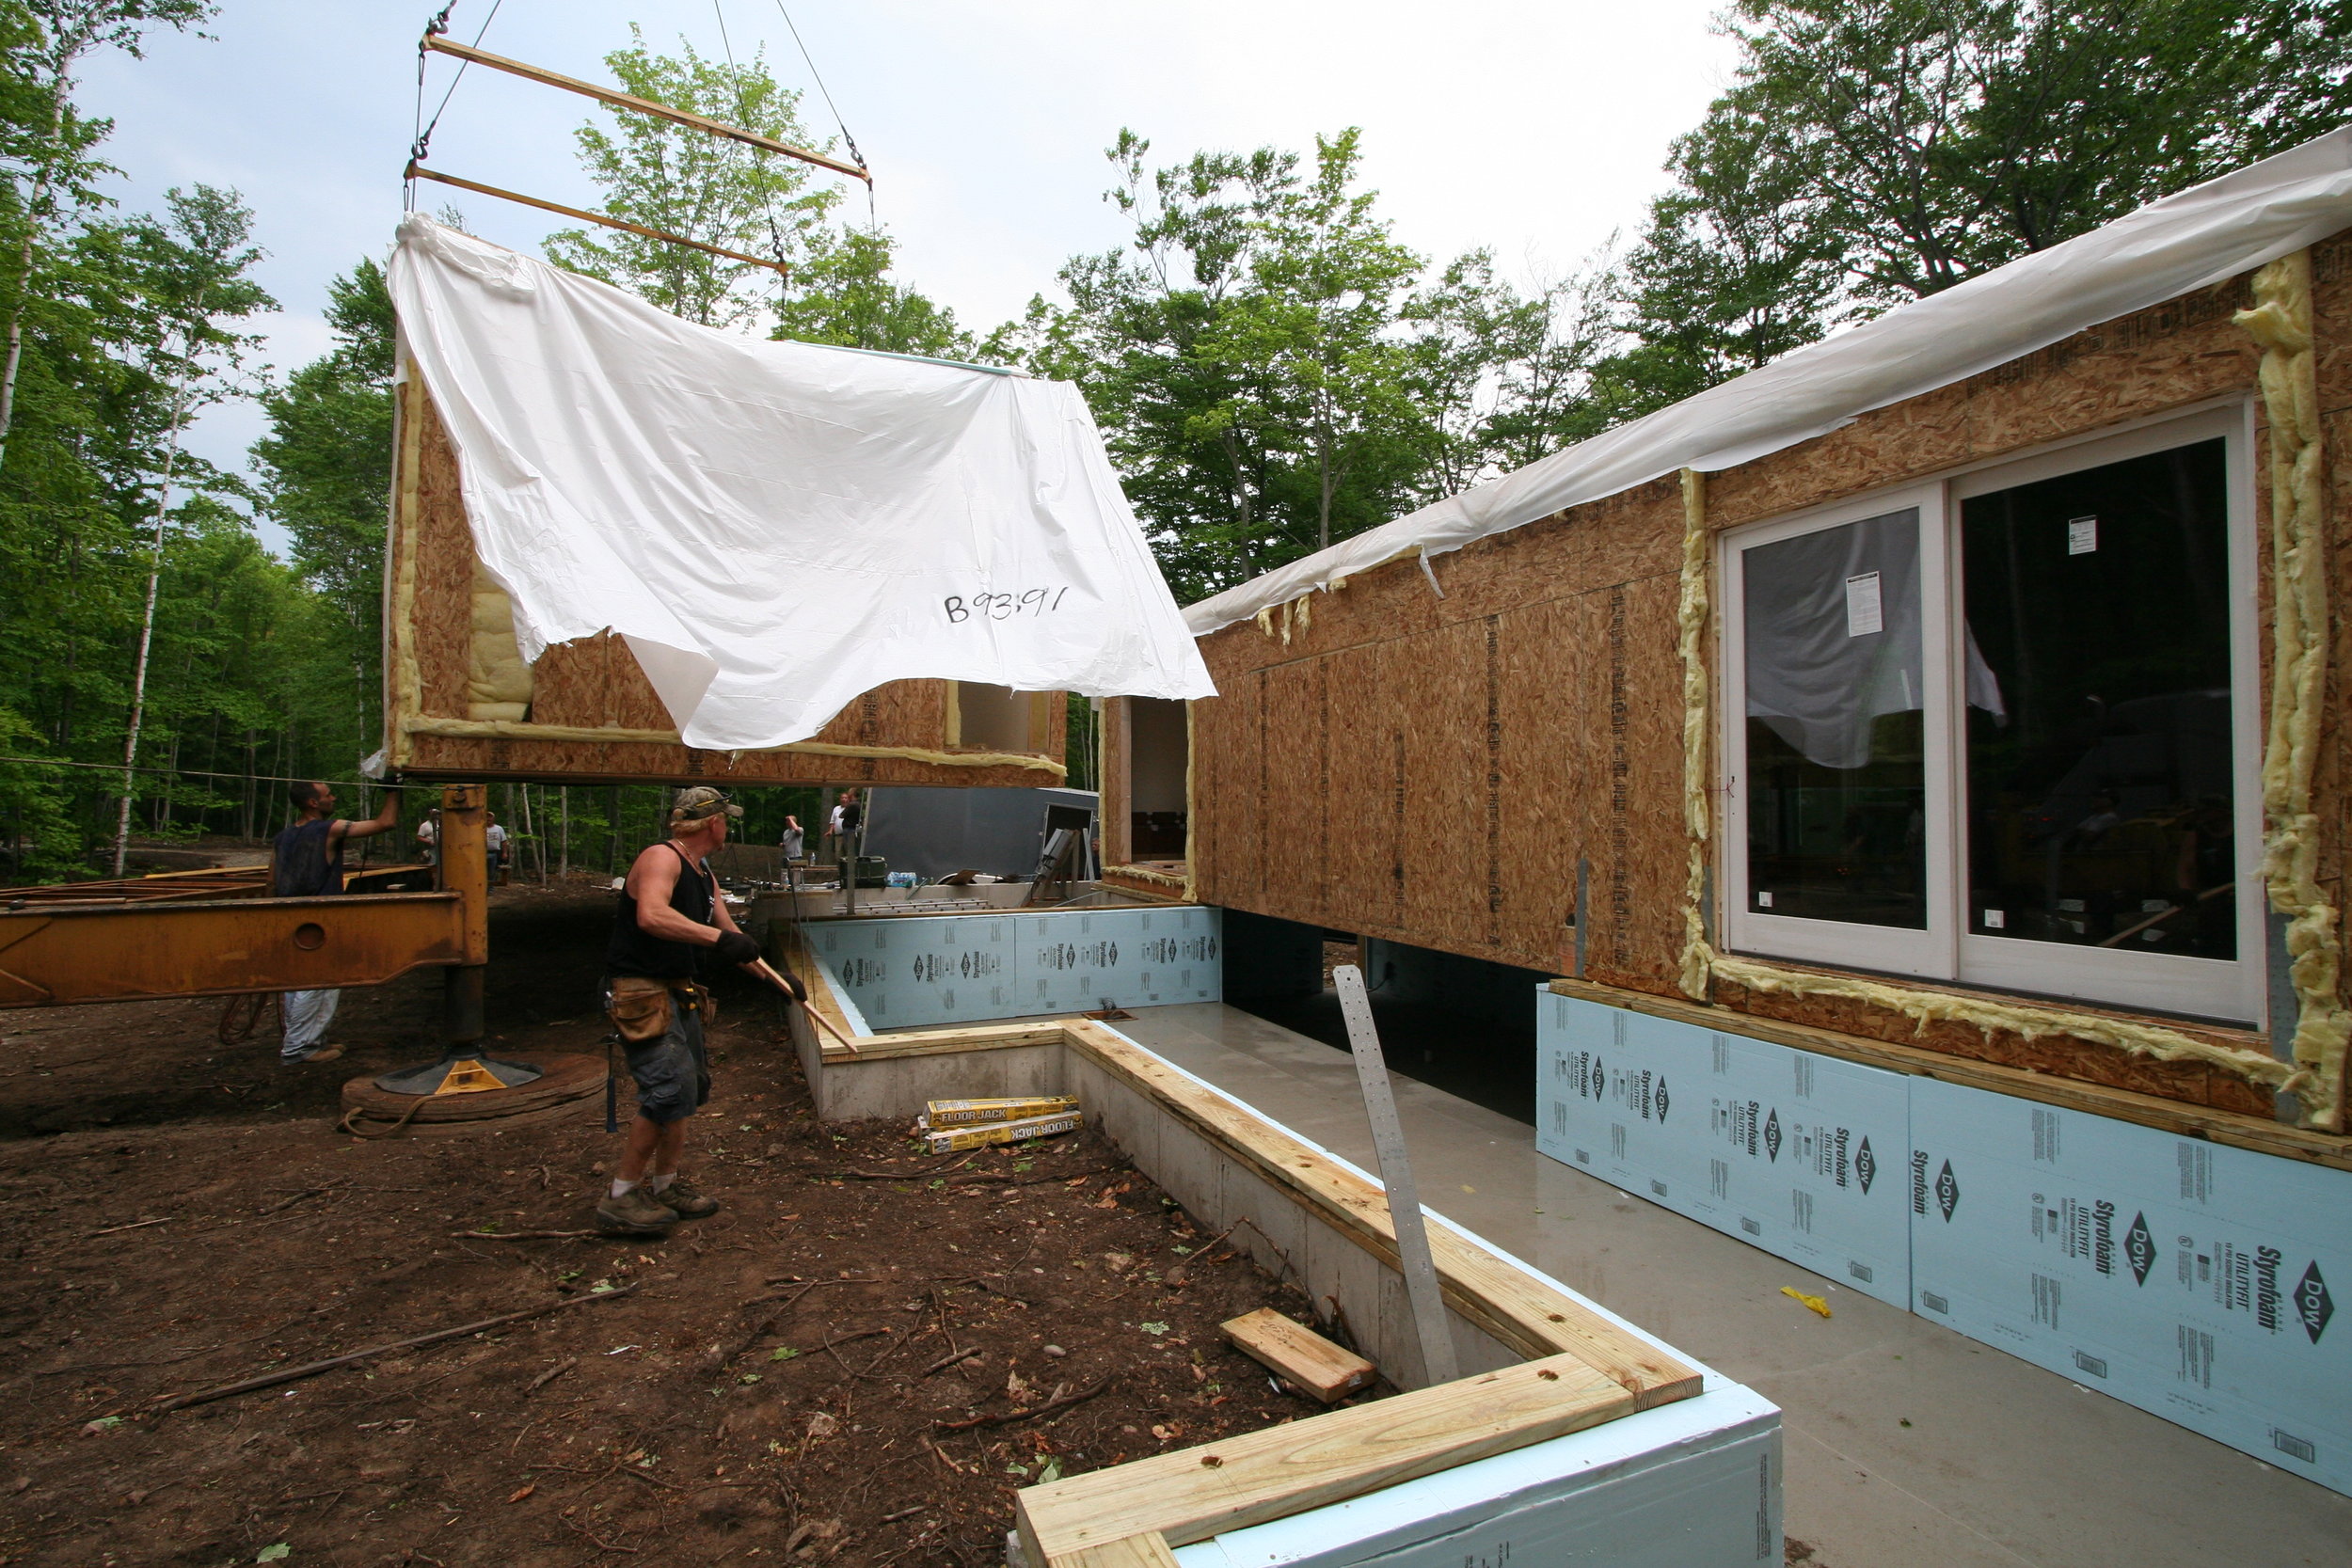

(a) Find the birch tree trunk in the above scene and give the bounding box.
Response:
[109,363,198,874]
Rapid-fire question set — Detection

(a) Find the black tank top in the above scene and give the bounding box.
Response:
[272,817,343,896]
[605,843,717,979]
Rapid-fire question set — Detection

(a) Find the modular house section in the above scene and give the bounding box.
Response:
[1536,991,1915,1308]
[800,905,1220,1030]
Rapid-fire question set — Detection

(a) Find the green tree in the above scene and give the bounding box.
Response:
[773,225,977,358]
[251,256,396,766]
[545,25,839,329]
[1595,0,2352,418]
[1009,129,1603,598]
[0,0,215,468]
[108,182,273,869]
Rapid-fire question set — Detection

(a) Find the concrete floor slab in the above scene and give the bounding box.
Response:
[1105,1002,2352,1568]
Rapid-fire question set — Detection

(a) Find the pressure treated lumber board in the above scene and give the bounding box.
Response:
[1221,1307,1375,1402]
[1043,1537,1182,1568]
[1016,1352,1632,1565]
[1549,976,2352,1173]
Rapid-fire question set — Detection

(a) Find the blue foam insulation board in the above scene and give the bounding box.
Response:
[1536,992,1913,1307]
[804,906,1219,1028]
[1909,1076,2352,1494]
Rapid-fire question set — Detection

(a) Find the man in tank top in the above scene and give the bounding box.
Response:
[598,785,803,1235]
[269,778,405,1064]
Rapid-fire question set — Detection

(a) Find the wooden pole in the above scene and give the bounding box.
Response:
[405,165,792,277]
[421,36,870,182]
[1332,964,1458,1386]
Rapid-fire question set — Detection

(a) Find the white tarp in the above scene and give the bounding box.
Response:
[387,214,1214,752]
[1186,124,2352,636]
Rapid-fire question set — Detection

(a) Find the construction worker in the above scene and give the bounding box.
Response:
[599,785,803,1235]
[270,779,405,1065]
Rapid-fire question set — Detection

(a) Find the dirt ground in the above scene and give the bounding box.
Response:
[0,879,1369,1567]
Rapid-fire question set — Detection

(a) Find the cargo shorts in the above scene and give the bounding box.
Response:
[607,975,714,1126]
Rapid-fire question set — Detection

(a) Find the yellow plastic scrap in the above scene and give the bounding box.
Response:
[1780,1287,1832,1320]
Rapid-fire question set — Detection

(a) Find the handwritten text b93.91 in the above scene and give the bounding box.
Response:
[944,588,1069,624]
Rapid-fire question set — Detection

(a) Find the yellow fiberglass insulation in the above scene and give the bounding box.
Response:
[2238,249,2349,1129]
[464,559,534,722]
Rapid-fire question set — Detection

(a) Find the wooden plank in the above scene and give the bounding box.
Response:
[422,36,868,181]
[1334,963,1456,1386]
[837,1023,1069,1061]
[1058,1020,1703,1406]
[408,165,789,275]
[1548,976,2352,1172]
[1042,1534,1181,1568]
[1017,1352,1631,1562]
[1219,1307,1375,1403]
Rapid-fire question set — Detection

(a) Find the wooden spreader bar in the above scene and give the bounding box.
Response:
[421,35,871,182]
[405,164,790,277]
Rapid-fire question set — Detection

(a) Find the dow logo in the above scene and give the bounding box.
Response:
[2124,1212,2156,1285]
[1934,1160,1961,1222]
[1855,1136,1877,1195]
[2296,1262,2334,1344]
[1763,1108,1782,1163]
[1655,1078,1671,1123]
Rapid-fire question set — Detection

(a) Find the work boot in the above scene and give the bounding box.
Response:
[596,1187,677,1235]
[284,1045,345,1066]
[657,1178,719,1220]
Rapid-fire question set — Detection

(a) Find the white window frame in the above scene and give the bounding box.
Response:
[1717,403,2264,1024]
[1720,483,1957,980]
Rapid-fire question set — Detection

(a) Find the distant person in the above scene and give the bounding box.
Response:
[598,786,803,1235]
[485,812,507,885]
[824,789,861,869]
[270,779,404,1065]
[414,808,439,866]
[779,813,803,863]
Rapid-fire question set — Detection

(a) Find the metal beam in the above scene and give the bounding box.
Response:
[421,35,870,182]
[0,892,470,1008]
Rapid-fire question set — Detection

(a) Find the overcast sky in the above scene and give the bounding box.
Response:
[78,0,1740,549]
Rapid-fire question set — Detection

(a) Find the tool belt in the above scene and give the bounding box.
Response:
[605,974,717,1045]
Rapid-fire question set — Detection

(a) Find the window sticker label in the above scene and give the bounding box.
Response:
[2068,515,2098,555]
[1843,571,1883,637]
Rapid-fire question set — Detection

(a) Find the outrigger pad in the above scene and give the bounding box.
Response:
[373,1052,545,1097]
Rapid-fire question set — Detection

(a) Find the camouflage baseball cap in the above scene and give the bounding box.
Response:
[670,785,743,822]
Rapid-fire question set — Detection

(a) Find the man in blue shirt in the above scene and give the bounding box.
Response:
[270,779,404,1064]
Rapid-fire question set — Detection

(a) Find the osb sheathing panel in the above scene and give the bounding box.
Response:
[1192,663,1264,911]
[1705,276,2261,531]
[1399,619,1492,946]
[2313,236,2352,1029]
[390,387,1057,788]
[1260,658,1329,927]
[1100,696,1132,868]
[1180,259,2348,1117]
[408,395,472,720]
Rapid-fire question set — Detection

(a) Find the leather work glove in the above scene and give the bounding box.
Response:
[712,930,763,967]
[770,967,808,1003]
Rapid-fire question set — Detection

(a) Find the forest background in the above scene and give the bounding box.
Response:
[0,0,2346,879]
